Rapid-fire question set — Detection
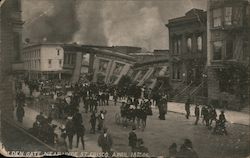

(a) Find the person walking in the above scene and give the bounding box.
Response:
[65,117,75,149]
[72,108,83,127]
[185,98,191,119]
[16,105,25,123]
[76,123,85,150]
[90,111,97,134]
[128,125,137,152]
[98,110,105,131]
[194,104,200,125]
[209,107,217,126]
[98,128,113,155]
[201,106,206,124]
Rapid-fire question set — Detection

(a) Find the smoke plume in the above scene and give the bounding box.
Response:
[23,0,80,43]
[22,0,206,50]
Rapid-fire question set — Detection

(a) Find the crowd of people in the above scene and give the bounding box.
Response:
[14,77,230,157]
[185,98,228,135]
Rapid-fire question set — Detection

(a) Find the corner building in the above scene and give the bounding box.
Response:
[166,9,207,102]
[207,0,250,110]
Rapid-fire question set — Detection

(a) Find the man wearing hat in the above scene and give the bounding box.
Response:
[65,116,75,149]
[128,125,137,152]
[98,127,113,154]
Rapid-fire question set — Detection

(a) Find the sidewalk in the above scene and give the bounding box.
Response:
[164,102,250,126]
[115,98,249,126]
[21,83,249,126]
[13,106,101,152]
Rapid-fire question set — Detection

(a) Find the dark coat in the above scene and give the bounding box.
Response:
[90,113,97,124]
[128,131,137,147]
[98,133,113,150]
[194,106,200,117]
[65,120,75,136]
[185,102,190,112]
[73,112,83,126]
[16,106,25,118]
[76,124,85,136]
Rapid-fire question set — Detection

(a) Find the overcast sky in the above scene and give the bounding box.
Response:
[22,0,207,51]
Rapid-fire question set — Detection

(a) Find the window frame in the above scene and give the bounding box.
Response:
[186,37,192,52]
[48,59,52,68]
[212,8,222,28]
[197,35,203,52]
[224,7,233,26]
[212,41,223,61]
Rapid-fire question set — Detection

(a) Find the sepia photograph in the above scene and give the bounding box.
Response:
[0,0,249,157]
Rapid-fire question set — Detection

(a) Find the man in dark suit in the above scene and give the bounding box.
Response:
[65,117,75,149]
[72,108,83,127]
[98,128,113,154]
[185,98,191,119]
[194,104,200,125]
[76,123,85,150]
[128,125,137,152]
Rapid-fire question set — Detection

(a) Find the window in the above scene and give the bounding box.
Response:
[174,41,178,54]
[197,36,202,51]
[226,40,233,59]
[212,9,222,27]
[213,41,223,60]
[38,60,40,69]
[68,54,71,64]
[187,37,192,52]
[224,7,232,25]
[173,38,181,55]
[48,59,52,68]
[59,60,62,67]
[99,59,109,73]
[57,49,60,56]
[233,7,242,25]
[71,54,76,64]
[113,63,124,75]
[172,64,181,79]
[177,39,181,54]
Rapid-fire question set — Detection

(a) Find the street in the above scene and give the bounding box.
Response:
[14,96,250,158]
